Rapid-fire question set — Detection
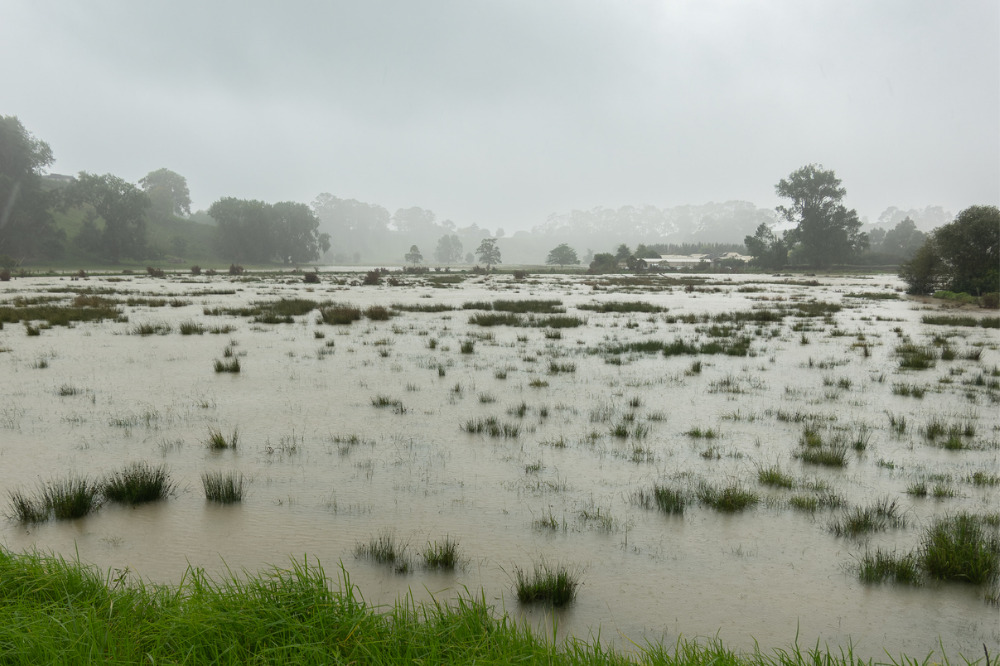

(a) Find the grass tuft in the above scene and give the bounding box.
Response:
[513,562,578,606]
[201,471,245,503]
[101,462,173,505]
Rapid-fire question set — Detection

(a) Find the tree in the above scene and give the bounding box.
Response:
[776,165,867,267]
[475,238,501,270]
[587,253,618,274]
[901,205,999,296]
[0,115,63,259]
[65,172,150,262]
[139,168,191,217]
[404,244,423,265]
[271,201,329,264]
[210,198,329,264]
[546,243,579,267]
[744,223,787,270]
[434,234,463,263]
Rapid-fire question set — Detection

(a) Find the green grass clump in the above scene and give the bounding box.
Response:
[355,531,410,573]
[468,312,523,326]
[920,314,980,327]
[213,357,241,373]
[697,482,759,513]
[101,463,173,505]
[371,395,406,413]
[830,497,905,537]
[207,427,239,450]
[969,471,1000,486]
[179,320,205,335]
[513,562,578,606]
[492,299,564,314]
[757,465,795,489]
[364,305,392,321]
[319,304,362,325]
[650,485,686,515]
[201,471,245,503]
[130,322,171,336]
[460,340,475,354]
[921,513,1000,585]
[895,343,936,370]
[8,490,48,523]
[532,315,584,328]
[858,549,921,585]
[422,537,460,570]
[577,300,666,313]
[462,416,520,438]
[547,361,576,374]
[43,477,101,520]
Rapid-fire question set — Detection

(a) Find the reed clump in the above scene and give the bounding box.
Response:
[513,562,578,606]
[201,471,245,503]
[101,463,173,505]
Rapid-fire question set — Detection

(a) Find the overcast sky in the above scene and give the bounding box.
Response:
[2,1,997,230]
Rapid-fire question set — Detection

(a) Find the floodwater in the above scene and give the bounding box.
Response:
[1,271,997,658]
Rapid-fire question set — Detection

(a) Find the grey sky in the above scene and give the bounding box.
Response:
[3,1,997,231]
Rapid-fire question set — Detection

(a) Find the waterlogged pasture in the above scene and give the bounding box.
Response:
[0,271,997,658]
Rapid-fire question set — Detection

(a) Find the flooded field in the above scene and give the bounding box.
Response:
[1,270,997,658]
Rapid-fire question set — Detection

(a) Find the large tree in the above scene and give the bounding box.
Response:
[0,115,63,259]
[546,243,579,268]
[66,172,150,262]
[901,205,999,296]
[404,244,423,265]
[475,238,501,270]
[210,198,329,264]
[744,223,787,270]
[776,165,867,267]
[433,234,462,263]
[139,168,191,217]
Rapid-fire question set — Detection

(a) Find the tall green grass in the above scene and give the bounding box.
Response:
[0,550,971,664]
[101,462,173,505]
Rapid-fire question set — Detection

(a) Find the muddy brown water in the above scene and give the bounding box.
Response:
[1,272,997,657]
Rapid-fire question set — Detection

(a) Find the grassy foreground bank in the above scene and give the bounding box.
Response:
[0,550,980,665]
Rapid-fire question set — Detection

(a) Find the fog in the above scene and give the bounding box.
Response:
[2,1,997,230]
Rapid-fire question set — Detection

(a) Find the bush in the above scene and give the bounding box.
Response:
[901,205,999,296]
[303,271,320,284]
[228,264,245,275]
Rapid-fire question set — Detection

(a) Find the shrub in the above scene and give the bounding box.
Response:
[303,271,320,284]
[228,264,245,275]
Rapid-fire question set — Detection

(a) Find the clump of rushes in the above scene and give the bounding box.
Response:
[697,482,759,513]
[319,304,362,325]
[547,361,576,374]
[201,471,245,503]
[921,513,1000,585]
[422,537,460,570]
[179,321,205,335]
[102,462,173,505]
[9,489,48,523]
[214,357,241,373]
[462,416,520,438]
[757,464,795,489]
[513,562,578,606]
[355,530,410,573]
[650,485,686,515]
[207,427,239,450]
[830,497,905,537]
[370,395,406,414]
[364,306,391,321]
[44,477,101,520]
[858,549,921,585]
[460,340,475,354]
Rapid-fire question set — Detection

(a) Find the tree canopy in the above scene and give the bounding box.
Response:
[66,172,150,262]
[546,243,579,267]
[140,168,192,217]
[744,223,787,270]
[404,244,423,265]
[900,205,999,296]
[0,115,62,259]
[776,165,866,267]
[210,197,328,264]
[434,234,462,263]
[475,238,501,269]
